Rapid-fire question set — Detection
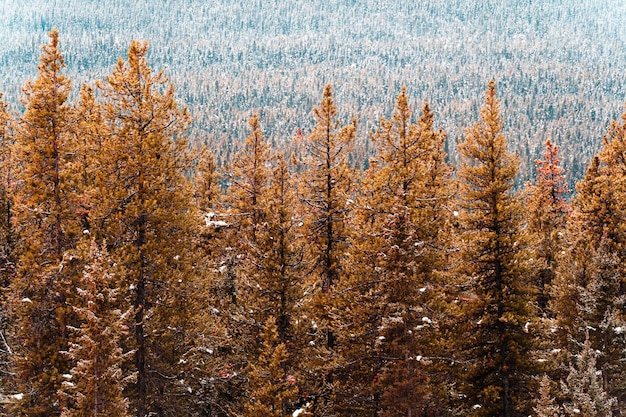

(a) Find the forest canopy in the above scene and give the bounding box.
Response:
[1,0,626,185]
[1,10,626,417]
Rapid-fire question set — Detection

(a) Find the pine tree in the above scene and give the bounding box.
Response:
[68,84,109,232]
[295,84,356,414]
[91,40,196,417]
[243,153,304,415]
[549,158,602,351]
[560,335,616,417]
[0,92,15,408]
[189,144,249,417]
[534,375,562,417]
[225,113,271,244]
[578,239,626,401]
[338,89,455,416]
[244,153,303,343]
[221,113,272,309]
[552,235,626,413]
[0,93,15,287]
[193,145,221,213]
[565,156,613,252]
[595,108,626,253]
[524,139,569,313]
[8,28,81,417]
[12,28,80,262]
[550,108,626,410]
[296,84,356,293]
[456,80,535,416]
[208,116,304,416]
[524,140,571,389]
[59,241,130,417]
[244,317,298,417]
[210,114,275,416]
[221,114,305,415]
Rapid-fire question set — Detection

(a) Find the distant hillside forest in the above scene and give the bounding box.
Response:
[2,29,626,417]
[2,0,626,187]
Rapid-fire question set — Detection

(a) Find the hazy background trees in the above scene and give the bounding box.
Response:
[1,0,626,185]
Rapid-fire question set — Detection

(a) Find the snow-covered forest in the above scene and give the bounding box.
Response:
[2,2,626,417]
[1,0,626,183]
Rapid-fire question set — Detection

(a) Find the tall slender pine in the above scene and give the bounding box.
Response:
[9,29,81,417]
[456,80,535,416]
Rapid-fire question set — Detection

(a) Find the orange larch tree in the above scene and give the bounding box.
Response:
[524,139,570,312]
[339,88,455,416]
[9,29,82,417]
[456,80,535,417]
[91,40,196,417]
[295,84,356,415]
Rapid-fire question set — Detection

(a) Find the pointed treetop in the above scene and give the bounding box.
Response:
[393,87,411,138]
[47,27,60,49]
[314,83,338,123]
[396,86,410,116]
[128,39,150,70]
[459,79,516,179]
[481,79,503,134]
[323,83,333,99]
[39,27,64,71]
[25,27,69,108]
[419,102,434,131]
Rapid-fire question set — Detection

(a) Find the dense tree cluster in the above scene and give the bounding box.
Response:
[2,0,626,187]
[1,31,625,417]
